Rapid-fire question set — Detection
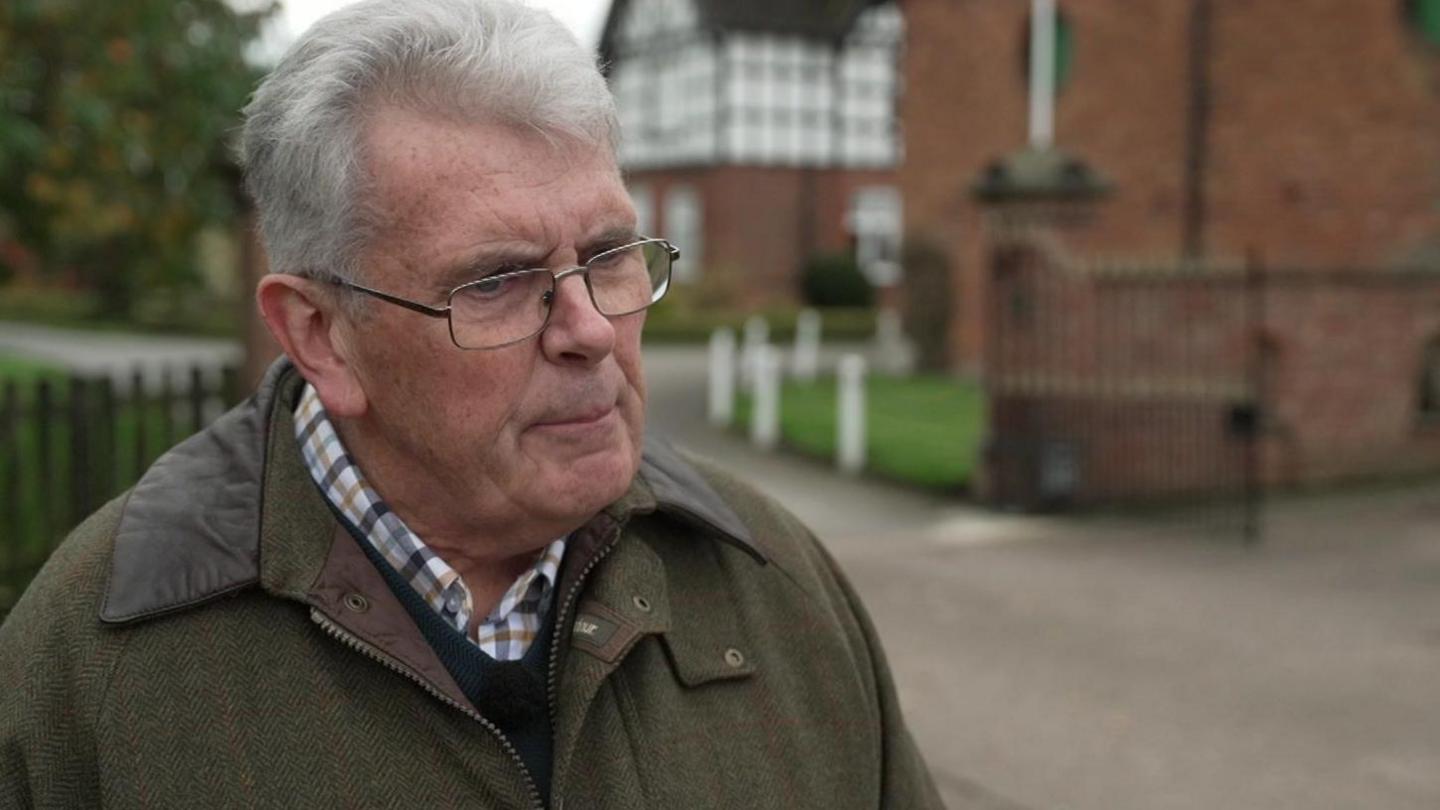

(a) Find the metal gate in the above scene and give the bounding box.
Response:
[981,237,1264,541]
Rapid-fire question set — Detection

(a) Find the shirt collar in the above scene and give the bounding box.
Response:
[293,383,564,657]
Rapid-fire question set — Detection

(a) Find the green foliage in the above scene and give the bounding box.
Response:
[0,284,100,328]
[642,303,876,344]
[646,278,875,342]
[800,253,875,309]
[0,0,275,316]
[1411,0,1440,45]
[0,283,239,337]
[736,374,985,491]
[900,235,954,372]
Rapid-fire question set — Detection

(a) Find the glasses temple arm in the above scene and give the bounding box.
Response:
[334,279,450,318]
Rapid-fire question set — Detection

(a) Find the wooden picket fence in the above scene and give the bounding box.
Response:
[0,364,242,619]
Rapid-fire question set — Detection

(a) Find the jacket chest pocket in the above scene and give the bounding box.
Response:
[576,635,878,810]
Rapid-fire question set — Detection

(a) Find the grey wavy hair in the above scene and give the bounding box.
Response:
[239,0,619,284]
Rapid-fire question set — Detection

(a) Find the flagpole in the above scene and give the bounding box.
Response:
[1029,0,1056,149]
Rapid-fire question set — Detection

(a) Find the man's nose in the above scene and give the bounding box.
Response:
[540,271,615,364]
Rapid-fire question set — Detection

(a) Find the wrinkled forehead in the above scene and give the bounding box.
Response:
[362,105,619,197]
[355,106,634,280]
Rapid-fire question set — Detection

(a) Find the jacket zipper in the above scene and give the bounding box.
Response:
[544,524,624,807]
[545,527,621,720]
[543,529,621,810]
[310,608,545,810]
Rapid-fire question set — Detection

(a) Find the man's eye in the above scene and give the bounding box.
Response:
[459,275,517,301]
[589,244,639,268]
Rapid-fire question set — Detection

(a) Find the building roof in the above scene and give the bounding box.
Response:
[599,0,889,64]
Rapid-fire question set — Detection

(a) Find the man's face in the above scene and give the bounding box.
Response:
[338,108,646,537]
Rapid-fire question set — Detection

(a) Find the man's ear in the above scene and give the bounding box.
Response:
[255,274,368,418]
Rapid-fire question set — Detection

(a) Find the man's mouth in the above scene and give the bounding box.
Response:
[533,405,616,428]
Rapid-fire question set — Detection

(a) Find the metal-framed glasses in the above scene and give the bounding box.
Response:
[326,237,677,350]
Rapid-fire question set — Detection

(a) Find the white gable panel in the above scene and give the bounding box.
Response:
[614,36,718,169]
[618,0,701,48]
[616,4,902,170]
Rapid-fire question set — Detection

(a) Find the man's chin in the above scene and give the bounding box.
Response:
[539,446,639,516]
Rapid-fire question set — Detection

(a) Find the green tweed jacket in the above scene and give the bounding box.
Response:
[0,360,943,809]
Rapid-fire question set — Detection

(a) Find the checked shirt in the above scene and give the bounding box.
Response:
[294,383,565,661]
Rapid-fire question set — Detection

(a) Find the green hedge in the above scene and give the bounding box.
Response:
[0,284,241,338]
[800,253,874,308]
[643,305,876,344]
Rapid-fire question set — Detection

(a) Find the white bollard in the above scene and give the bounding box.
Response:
[708,327,737,427]
[741,315,770,385]
[837,354,867,475]
[750,345,781,450]
[791,308,821,382]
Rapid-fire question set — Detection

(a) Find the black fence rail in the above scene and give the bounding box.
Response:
[0,364,242,619]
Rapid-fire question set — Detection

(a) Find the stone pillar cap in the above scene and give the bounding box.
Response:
[972,145,1110,203]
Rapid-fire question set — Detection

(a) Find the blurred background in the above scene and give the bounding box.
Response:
[3,1,1440,808]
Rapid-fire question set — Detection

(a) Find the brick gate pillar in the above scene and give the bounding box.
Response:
[971,145,1108,508]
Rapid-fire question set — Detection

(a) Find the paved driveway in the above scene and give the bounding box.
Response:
[644,344,1440,810]
[0,321,240,391]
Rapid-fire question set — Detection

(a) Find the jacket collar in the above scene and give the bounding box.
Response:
[101,358,763,624]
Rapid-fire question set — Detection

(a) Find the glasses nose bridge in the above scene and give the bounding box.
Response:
[551,263,590,285]
[546,263,599,309]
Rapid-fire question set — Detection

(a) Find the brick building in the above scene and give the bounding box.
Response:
[900,0,1440,372]
[599,0,904,306]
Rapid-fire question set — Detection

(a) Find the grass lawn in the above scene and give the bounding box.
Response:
[0,353,68,387]
[738,374,985,491]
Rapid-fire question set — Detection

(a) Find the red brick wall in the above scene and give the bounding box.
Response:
[1262,275,1440,482]
[626,165,895,308]
[981,239,1440,504]
[1206,1,1440,266]
[901,0,1440,371]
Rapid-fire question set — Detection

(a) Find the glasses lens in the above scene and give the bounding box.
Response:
[589,240,672,316]
[448,269,552,349]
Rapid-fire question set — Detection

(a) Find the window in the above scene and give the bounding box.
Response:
[618,0,693,49]
[1021,8,1074,90]
[1405,0,1440,45]
[663,184,703,283]
[848,186,902,286]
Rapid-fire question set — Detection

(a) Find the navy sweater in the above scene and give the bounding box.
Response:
[346,524,557,805]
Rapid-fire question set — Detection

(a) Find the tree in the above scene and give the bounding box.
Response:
[0,0,275,316]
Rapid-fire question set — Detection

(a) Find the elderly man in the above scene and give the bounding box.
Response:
[0,1,941,807]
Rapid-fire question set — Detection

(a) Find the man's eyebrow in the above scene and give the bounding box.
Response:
[581,227,643,258]
[434,227,641,292]
[436,245,548,292]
